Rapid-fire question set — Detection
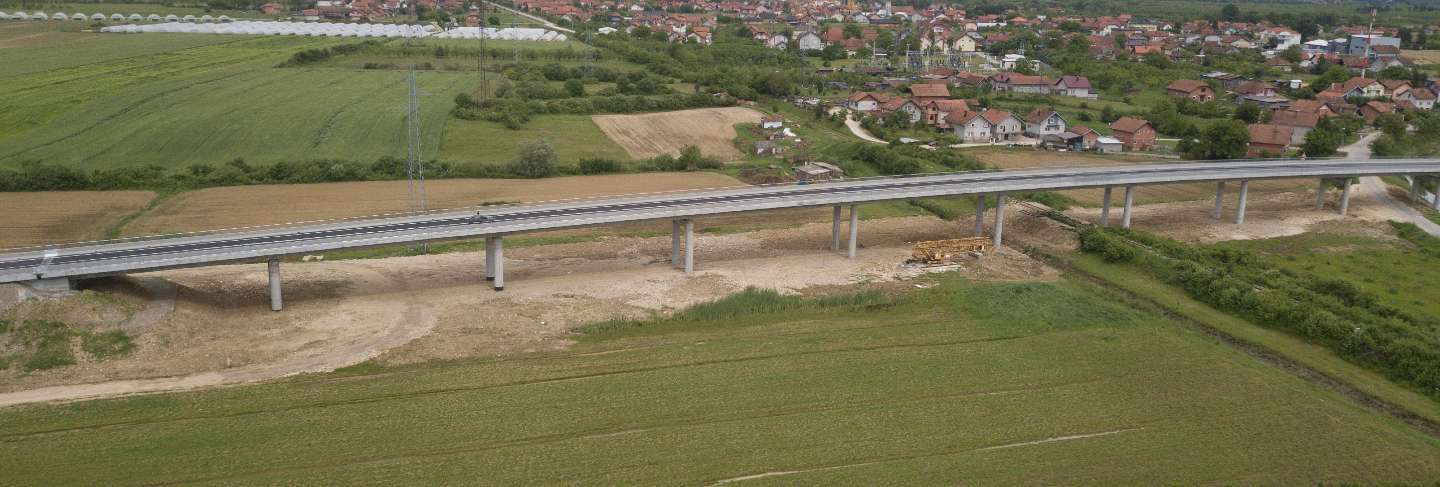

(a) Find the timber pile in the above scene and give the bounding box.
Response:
[909,238,991,265]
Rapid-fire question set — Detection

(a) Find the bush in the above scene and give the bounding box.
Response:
[509,140,558,178]
[577,157,622,174]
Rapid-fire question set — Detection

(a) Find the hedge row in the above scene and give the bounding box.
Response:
[1078,226,1440,398]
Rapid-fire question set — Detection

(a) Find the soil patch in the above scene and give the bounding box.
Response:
[0,190,155,248]
[593,107,764,159]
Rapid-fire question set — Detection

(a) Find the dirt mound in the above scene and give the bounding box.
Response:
[593,107,764,159]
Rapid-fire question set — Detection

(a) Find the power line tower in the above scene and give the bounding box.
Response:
[476,3,488,100]
[406,65,427,216]
[583,32,594,77]
[512,20,521,63]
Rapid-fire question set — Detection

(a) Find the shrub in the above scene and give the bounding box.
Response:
[509,140,557,178]
[577,157,622,175]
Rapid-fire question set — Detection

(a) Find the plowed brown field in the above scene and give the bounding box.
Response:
[592,107,763,159]
[0,191,154,248]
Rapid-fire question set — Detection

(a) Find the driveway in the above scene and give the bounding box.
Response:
[1344,132,1440,236]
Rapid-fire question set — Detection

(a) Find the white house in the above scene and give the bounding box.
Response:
[797,31,824,51]
[1023,109,1067,138]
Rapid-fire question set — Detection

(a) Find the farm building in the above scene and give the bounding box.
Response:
[1041,132,1085,151]
[794,162,845,183]
[760,115,784,129]
[1095,137,1124,153]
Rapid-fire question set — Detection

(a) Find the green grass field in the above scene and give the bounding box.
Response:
[0,31,484,169]
[439,114,629,166]
[2,276,1438,484]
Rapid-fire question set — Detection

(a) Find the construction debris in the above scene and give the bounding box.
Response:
[908,237,991,265]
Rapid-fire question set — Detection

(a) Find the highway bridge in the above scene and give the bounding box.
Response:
[3,158,1438,310]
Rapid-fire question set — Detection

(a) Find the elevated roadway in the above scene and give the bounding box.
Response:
[3,158,1439,308]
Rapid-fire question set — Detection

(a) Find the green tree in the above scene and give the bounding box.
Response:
[1375,112,1407,139]
[1281,45,1302,63]
[1302,124,1341,157]
[1187,120,1250,160]
[843,24,862,39]
[1233,102,1261,123]
[1221,3,1241,22]
[509,140,557,178]
[488,15,500,26]
[564,78,585,97]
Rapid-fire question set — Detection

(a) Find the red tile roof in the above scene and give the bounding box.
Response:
[1109,116,1152,133]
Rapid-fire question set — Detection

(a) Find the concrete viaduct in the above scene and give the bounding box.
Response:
[2,158,1438,311]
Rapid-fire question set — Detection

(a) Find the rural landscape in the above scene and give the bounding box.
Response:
[3,0,1440,483]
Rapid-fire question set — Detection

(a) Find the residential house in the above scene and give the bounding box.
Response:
[982,109,1025,141]
[1109,116,1156,150]
[797,31,824,50]
[1053,76,1096,99]
[846,92,890,112]
[953,33,978,52]
[1271,110,1320,146]
[1234,81,1276,98]
[760,115,784,129]
[1023,108,1067,138]
[909,83,950,106]
[1359,100,1394,122]
[1397,87,1437,110]
[1166,80,1215,102]
[990,73,1052,95]
[948,110,991,142]
[764,34,789,50]
[924,99,970,127]
[878,97,924,124]
[1380,79,1411,98]
[754,140,782,156]
[1334,77,1385,99]
[1247,124,1294,157]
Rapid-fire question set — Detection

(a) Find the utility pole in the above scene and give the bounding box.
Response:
[406,65,427,216]
[583,31,594,77]
[512,20,520,63]
[1361,8,1375,78]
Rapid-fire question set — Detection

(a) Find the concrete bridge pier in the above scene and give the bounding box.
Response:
[1212,182,1225,219]
[684,219,695,273]
[671,221,682,265]
[1236,181,1250,224]
[485,237,497,281]
[974,195,986,236]
[1100,186,1112,227]
[19,277,75,301]
[268,258,282,311]
[1121,185,1134,229]
[1339,178,1353,216]
[491,237,504,291]
[1432,179,1440,210]
[1410,177,1421,201]
[1315,178,1327,210]
[831,205,842,251]
[847,205,859,259]
[992,194,1006,247]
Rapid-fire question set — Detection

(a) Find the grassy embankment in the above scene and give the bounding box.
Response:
[2,275,1438,484]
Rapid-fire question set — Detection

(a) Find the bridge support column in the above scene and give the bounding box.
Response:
[671,220,681,265]
[268,258,282,312]
[1121,185,1134,229]
[1099,186,1112,227]
[1339,178,1353,216]
[1236,181,1250,225]
[1433,179,1440,210]
[993,194,1006,247]
[485,238,496,281]
[19,277,75,301]
[847,205,859,259]
[1212,182,1225,220]
[831,205,842,251]
[1410,177,1421,201]
[1315,178,1327,210]
[492,237,504,291]
[974,195,986,236]
[684,219,695,273]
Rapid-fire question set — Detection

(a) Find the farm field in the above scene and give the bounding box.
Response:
[966,148,1313,206]
[0,25,484,170]
[593,107,765,160]
[1404,50,1440,66]
[0,190,154,248]
[439,115,630,166]
[0,3,262,18]
[3,277,1438,484]
[122,172,744,235]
